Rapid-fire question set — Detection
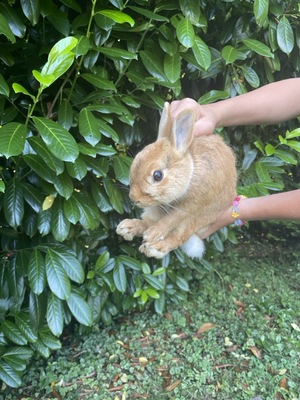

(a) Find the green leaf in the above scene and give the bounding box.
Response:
[242,66,260,88]
[0,180,5,193]
[286,140,300,153]
[199,90,229,104]
[0,73,9,96]
[255,161,271,182]
[96,10,135,27]
[0,3,26,38]
[32,117,79,162]
[47,293,64,336]
[53,171,74,200]
[154,292,165,314]
[28,249,46,295]
[51,198,70,242]
[254,0,269,27]
[140,50,166,80]
[58,99,73,131]
[78,108,102,146]
[221,45,240,64]
[3,179,24,229]
[1,321,27,345]
[277,16,294,55]
[242,38,273,58]
[0,122,27,158]
[0,13,16,43]
[143,274,164,290]
[113,156,132,185]
[286,128,300,139]
[66,158,87,180]
[113,261,127,293]
[46,249,71,300]
[20,0,40,25]
[0,361,21,388]
[103,178,124,214]
[12,83,35,99]
[176,17,195,48]
[128,6,169,22]
[192,37,211,71]
[2,346,33,361]
[164,52,181,83]
[179,0,201,24]
[49,247,85,284]
[72,192,100,229]
[275,149,298,165]
[176,276,189,292]
[27,137,64,175]
[39,328,62,350]
[81,73,116,91]
[63,196,81,224]
[98,47,137,60]
[23,154,56,183]
[15,313,38,343]
[66,291,92,326]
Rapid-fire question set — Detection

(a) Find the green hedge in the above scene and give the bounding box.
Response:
[0,0,299,387]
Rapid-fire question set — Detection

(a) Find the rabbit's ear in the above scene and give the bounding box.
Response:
[172,109,194,153]
[157,102,172,139]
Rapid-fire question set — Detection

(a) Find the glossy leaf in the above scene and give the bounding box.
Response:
[66,291,92,326]
[1,321,27,345]
[0,73,9,96]
[242,38,273,58]
[20,0,40,25]
[78,108,102,146]
[51,198,70,242]
[277,16,294,55]
[176,17,195,48]
[58,100,73,130]
[128,6,169,22]
[63,196,81,224]
[32,117,79,162]
[96,10,135,27]
[3,179,24,229]
[45,249,71,300]
[28,249,46,295]
[192,37,211,71]
[221,46,240,64]
[0,361,21,388]
[15,313,38,343]
[0,123,27,158]
[46,293,64,336]
[113,261,127,293]
[48,247,85,284]
[66,158,87,180]
[53,171,74,200]
[0,13,16,43]
[27,137,64,175]
[23,154,56,183]
[113,156,132,185]
[164,52,181,83]
[81,73,116,91]
[254,0,268,27]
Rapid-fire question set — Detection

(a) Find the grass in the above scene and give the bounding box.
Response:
[2,230,300,400]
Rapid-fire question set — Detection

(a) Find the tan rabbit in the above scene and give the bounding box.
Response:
[116,102,237,259]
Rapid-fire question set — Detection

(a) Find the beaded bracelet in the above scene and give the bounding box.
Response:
[231,195,247,226]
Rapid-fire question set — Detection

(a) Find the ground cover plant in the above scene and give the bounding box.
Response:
[0,0,300,389]
[2,231,300,399]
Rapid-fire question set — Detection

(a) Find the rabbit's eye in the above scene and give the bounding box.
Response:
[153,170,163,182]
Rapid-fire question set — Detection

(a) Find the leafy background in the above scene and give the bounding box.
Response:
[0,0,299,388]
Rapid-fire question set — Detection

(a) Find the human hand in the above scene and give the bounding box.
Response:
[169,98,217,137]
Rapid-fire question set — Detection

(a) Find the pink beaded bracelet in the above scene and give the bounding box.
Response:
[231,195,247,226]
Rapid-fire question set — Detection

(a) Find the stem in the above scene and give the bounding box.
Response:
[25,86,44,127]
[67,0,97,102]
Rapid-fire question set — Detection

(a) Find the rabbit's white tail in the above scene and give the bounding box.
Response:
[180,234,205,260]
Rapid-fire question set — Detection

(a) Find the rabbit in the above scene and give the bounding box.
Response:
[116,102,237,259]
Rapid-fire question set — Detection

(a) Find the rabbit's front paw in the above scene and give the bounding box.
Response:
[116,219,144,241]
[143,226,165,243]
[139,241,167,259]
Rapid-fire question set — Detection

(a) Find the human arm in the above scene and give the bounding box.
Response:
[170,78,300,136]
[201,189,300,239]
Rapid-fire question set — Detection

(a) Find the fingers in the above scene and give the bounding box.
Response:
[169,98,215,137]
